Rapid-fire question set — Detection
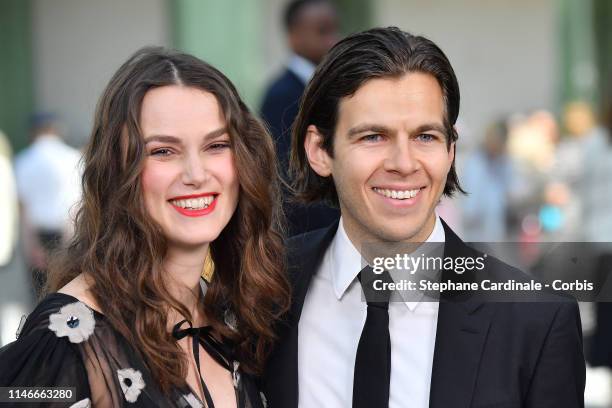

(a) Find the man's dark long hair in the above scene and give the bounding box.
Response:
[290,26,465,207]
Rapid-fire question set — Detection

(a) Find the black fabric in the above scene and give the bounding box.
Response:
[0,293,264,408]
[173,321,222,408]
[587,253,612,368]
[262,219,585,408]
[259,68,339,236]
[37,230,63,252]
[352,268,392,408]
[260,69,304,174]
[30,230,63,297]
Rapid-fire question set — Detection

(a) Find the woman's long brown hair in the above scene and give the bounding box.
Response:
[46,47,291,392]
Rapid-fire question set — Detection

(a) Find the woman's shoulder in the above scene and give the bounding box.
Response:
[57,273,103,314]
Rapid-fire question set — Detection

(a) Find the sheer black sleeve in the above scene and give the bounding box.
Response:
[0,294,92,407]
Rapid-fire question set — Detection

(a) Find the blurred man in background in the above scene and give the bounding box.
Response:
[0,130,29,347]
[14,113,82,297]
[461,120,514,241]
[260,0,340,235]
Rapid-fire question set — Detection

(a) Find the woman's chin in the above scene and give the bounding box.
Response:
[166,238,214,254]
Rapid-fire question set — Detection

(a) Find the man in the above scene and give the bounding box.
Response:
[461,120,514,241]
[0,131,18,268]
[262,27,585,407]
[14,113,82,296]
[260,0,340,235]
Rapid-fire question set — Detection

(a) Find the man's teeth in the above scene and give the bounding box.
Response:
[170,196,214,209]
[373,187,420,200]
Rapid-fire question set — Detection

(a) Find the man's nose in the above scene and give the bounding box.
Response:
[383,139,420,175]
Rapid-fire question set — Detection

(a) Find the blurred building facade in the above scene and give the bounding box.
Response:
[0,0,610,152]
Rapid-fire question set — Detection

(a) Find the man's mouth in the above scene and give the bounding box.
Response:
[372,187,423,200]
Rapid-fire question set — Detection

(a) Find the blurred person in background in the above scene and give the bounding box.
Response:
[260,0,340,235]
[14,113,82,298]
[534,103,605,348]
[461,120,514,241]
[0,47,290,407]
[506,111,560,242]
[0,130,29,348]
[0,130,19,268]
[539,101,603,241]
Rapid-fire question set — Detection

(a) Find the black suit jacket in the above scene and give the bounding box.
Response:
[260,68,304,172]
[260,69,339,236]
[262,220,585,407]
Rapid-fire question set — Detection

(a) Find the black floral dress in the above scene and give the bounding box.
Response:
[0,293,265,408]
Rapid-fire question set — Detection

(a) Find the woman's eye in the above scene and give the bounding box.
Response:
[361,134,383,142]
[209,142,231,150]
[150,148,173,156]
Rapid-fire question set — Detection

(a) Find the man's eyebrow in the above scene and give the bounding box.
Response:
[346,123,448,139]
[413,123,447,136]
[143,127,228,144]
[347,124,394,138]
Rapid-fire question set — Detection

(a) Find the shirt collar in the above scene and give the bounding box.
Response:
[35,134,61,143]
[287,53,316,85]
[331,215,446,305]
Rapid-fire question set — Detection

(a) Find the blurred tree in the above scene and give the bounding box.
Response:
[559,0,598,110]
[171,0,263,109]
[171,0,372,110]
[0,0,33,153]
[334,0,372,35]
[594,0,612,119]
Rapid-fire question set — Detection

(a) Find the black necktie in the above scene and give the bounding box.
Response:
[353,266,392,408]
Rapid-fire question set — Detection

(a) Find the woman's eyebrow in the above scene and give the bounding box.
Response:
[143,127,228,144]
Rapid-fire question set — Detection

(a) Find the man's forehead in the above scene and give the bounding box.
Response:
[295,1,336,26]
[336,73,446,127]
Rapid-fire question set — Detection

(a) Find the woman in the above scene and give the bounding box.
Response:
[0,47,290,407]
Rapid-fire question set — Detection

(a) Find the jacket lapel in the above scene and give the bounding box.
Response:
[266,220,493,407]
[429,221,493,408]
[264,222,339,408]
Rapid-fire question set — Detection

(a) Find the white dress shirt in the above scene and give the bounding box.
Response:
[14,135,82,231]
[287,53,316,85]
[0,154,18,266]
[298,216,445,408]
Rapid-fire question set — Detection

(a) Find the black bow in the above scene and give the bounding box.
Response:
[172,319,213,341]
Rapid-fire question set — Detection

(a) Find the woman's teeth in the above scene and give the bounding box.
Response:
[373,187,420,200]
[170,196,214,209]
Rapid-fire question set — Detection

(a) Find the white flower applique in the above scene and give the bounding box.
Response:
[183,392,203,408]
[48,302,95,343]
[69,398,91,408]
[224,309,238,332]
[117,368,146,403]
[232,361,241,388]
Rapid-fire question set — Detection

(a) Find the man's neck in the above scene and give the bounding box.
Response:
[341,214,438,252]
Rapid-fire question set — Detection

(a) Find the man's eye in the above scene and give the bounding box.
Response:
[150,148,173,156]
[361,134,383,142]
[416,134,435,142]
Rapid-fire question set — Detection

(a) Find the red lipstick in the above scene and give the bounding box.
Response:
[168,193,218,217]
